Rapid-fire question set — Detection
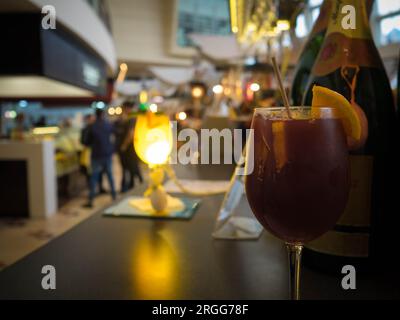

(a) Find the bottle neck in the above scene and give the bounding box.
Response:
[310,0,332,36]
[326,0,372,39]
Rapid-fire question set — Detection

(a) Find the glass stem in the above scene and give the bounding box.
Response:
[286,243,303,300]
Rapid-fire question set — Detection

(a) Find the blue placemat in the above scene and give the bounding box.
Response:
[102,196,201,220]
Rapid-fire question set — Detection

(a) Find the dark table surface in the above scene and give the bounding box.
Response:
[0,164,399,300]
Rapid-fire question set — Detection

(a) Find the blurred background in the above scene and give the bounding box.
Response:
[0,0,399,270]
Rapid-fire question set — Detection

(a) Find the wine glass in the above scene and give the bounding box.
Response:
[245,107,350,300]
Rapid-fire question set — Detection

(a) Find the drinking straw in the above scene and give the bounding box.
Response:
[271,57,292,119]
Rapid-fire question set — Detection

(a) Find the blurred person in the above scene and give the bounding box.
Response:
[80,114,107,194]
[35,116,47,127]
[114,101,143,193]
[82,109,116,208]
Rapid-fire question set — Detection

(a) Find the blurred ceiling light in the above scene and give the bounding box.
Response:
[149,103,158,113]
[115,106,123,115]
[277,20,290,31]
[230,0,278,44]
[250,83,261,92]
[120,63,128,71]
[229,0,240,33]
[96,101,105,109]
[177,112,187,121]
[191,87,204,99]
[108,107,115,115]
[229,0,239,34]
[18,100,28,108]
[116,63,128,83]
[212,84,224,95]
[33,126,60,135]
[244,56,257,66]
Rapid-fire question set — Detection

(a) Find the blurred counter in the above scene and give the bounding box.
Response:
[0,140,57,218]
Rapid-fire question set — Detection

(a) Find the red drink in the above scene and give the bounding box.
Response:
[245,108,350,244]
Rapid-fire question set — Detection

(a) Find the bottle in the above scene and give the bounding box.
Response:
[302,0,398,272]
[291,0,332,106]
[397,53,400,116]
[291,0,374,107]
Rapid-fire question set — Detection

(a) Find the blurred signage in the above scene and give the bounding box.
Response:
[83,63,101,87]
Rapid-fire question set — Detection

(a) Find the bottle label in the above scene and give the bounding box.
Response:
[307,155,373,257]
[313,33,380,76]
[339,155,373,227]
[312,0,380,77]
[326,1,371,39]
[306,230,369,257]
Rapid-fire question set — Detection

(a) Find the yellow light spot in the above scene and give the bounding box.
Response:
[132,233,179,299]
[191,87,204,99]
[139,90,148,104]
[277,20,290,31]
[120,63,128,71]
[145,140,170,165]
[134,113,172,165]
[224,87,232,95]
[230,0,238,34]
[115,106,122,115]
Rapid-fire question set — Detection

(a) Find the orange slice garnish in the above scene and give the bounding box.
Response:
[311,85,368,150]
[272,121,288,172]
